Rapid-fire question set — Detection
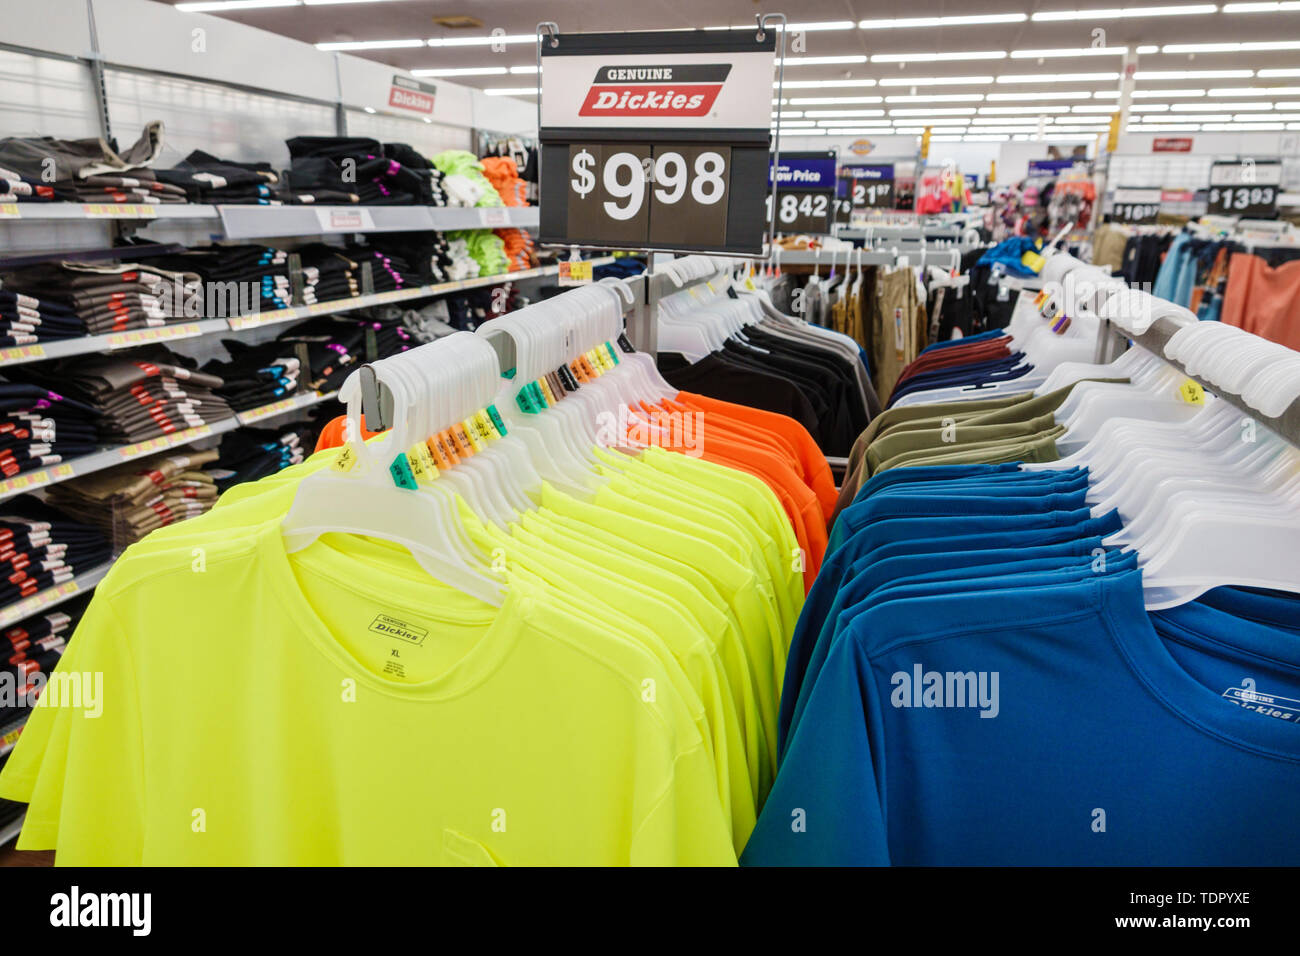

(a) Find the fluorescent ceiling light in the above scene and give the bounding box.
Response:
[786,20,856,30]
[315,39,424,50]
[986,91,1093,100]
[302,0,403,4]
[971,117,1050,124]
[1259,68,1300,77]
[1223,1,1300,9]
[931,135,966,141]
[1010,47,1129,58]
[362,106,376,113]
[1172,100,1274,109]
[879,76,994,86]
[885,118,971,125]
[775,79,878,89]
[1132,89,1206,97]
[815,119,892,126]
[411,67,507,77]
[1072,104,1124,112]
[779,55,868,65]
[789,96,883,104]
[510,65,539,74]
[1033,5,1218,21]
[858,13,1027,28]
[871,51,1007,62]
[1208,86,1300,95]
[801,109,886,117]
[885,94,984,103]
[484,87,537,96]
[1136,44,1160,53]
[997,72,1120,83]
[889,107,976,115]
[1136,70,1255,79]
[427,34,532,47]
[176,0,298,9]
[1162,41,1300,52]
[1200,122,1286,129]
[823,128,893,134]
[980,105,1069,113]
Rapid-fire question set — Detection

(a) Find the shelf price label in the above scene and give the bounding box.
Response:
[844,164,895,211]
[768,152,837,235]
[0,204,19,219]
[538,28,776,254]
[82,203,157,219]
[1207,160,1282,218]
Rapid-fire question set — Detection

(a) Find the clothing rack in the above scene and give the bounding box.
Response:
[1094,308,1300,447]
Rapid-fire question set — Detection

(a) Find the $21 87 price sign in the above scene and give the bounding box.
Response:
[565,143,731,249]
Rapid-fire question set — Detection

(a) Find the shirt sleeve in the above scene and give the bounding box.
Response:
[2,594,146,864]
[742,632,890,865]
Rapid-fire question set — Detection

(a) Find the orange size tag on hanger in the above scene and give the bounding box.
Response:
[436,429,463,465]
[427,435,454,470]
[1178,379,1206,405]
[569,359,590,384]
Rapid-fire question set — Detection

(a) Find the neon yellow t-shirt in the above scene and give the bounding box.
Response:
[0,519,736,865]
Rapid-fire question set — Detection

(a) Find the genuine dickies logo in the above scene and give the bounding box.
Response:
[368,614,429,646]
[578,64,731,117]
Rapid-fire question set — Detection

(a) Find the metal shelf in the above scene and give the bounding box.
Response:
[0,258,613,365]
[0,202,539,236]
[0,389,339,505]
[0,562,111,632]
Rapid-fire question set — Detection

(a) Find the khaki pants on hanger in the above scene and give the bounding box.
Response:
[872,268,919,401]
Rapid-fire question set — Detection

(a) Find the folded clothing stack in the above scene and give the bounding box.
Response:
[8,349,233,444]
[152,244,291,316]
[201,339,302,411]
[46,447,220,547]
[211,423,313,492]
[0,165,55,203]
[296,244,363,303]
[480,155,535,272]
[432,150,504,208]
[277,315,413,392]
[0,260,204,342]
[0,594,91,730]
[362,233,452,285]
[286,137,447,206]
[0,496,112,607]
[443,236,481,280]
[0,384,102,478]
[155,149,283,205]
[449,230,509,278]
[0,122,172,206]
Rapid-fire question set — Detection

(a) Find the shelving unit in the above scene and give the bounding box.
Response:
[0,258,614,368]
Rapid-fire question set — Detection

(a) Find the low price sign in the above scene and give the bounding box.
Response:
[539,30,776,254]
[843,163,895,210]
[767,152,837,234]
[1207,160,1282,218]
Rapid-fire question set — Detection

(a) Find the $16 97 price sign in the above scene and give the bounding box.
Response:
[565,143,732,249]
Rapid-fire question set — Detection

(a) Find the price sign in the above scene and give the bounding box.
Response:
[1111,187,1162,225]
[539,29,776,254]
[1207,160,1282,218]
[766,191,832,233]
[768,151,836,235]
[843,164,895,210]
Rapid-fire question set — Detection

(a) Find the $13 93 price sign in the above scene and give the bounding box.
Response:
[1208,184,1278,217]
[565,143,731,249]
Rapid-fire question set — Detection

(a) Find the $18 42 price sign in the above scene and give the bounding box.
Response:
[566,144,731,249]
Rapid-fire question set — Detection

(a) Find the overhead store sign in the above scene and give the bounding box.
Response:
[767,151,836,235]
[1153,137,1193,153]
[539,29,777,254]
[388,76,436,115]
[1208,160,1282,218]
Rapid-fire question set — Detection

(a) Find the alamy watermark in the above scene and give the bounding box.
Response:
[891,664,1000,718]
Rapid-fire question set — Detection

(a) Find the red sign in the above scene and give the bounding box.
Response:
[1161,189,1195,203]
[578,64,729,117]
[1153,137,1193,152]
[388,76,436,115]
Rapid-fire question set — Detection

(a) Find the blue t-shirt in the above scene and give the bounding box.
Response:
[746,570,1300,865]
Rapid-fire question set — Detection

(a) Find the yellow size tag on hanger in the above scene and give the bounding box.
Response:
[744,276,757,291]
[332,443,359,472]
[461,418,486,453]
[472,409,496,442]
[1178,379,1206,405]
[405,444,430,480]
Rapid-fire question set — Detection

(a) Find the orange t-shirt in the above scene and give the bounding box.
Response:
[314,414,379,453]
[1222,252,1300,351]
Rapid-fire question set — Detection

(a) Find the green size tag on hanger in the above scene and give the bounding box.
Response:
[486,404,508,436]
[604,342,620,366]
[389,453,418,489]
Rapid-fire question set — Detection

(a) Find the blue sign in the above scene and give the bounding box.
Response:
[841,163,894,181]
[1027,159,1090,177]
[769,156,837,190]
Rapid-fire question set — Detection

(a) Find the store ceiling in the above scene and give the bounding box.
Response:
[156,1,1300,140]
